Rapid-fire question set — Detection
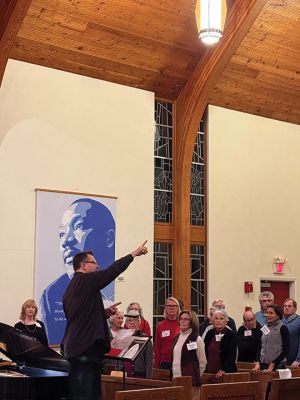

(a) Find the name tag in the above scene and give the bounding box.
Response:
[162,330,170,337]
[261,325,270,335]
[215,334,224,342]
[244,330,252,337]
[187,341,198,351]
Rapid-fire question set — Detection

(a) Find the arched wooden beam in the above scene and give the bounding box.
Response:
[0,0,32,86]
[173,0,266,307]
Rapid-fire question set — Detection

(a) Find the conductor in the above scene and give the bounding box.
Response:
[62,240,148,400]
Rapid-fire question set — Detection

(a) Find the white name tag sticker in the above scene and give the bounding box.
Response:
[215,334,224,342]
[244,330,252,337]
[187,341,198,350]
[162,330,170,337]
[261,325,270,335]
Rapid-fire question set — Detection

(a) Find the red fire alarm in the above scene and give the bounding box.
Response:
[244,281,253,293]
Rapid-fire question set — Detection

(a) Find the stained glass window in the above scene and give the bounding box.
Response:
[190,121,205,225]
[154,101,173,223]
[190,244,205,322]
[153,242,172,332]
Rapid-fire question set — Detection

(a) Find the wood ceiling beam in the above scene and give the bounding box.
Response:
[0,0,32,86]
[172,0,266,307]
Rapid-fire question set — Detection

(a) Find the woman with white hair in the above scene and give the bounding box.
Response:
[109,310,124,338]
[204,309,237,377]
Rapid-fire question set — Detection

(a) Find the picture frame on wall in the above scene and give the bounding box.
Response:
[34,188,117,345]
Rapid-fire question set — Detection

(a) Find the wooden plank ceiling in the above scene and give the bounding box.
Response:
[209,0,300,125]
[10,0,205,100]
[8,0,300,125]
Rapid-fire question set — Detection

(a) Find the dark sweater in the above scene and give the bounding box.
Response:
[14,320,48,346]
[237,323,262,362]
[62,254,133,359]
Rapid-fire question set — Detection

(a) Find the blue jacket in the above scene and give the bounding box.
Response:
[255,310,266,326]
[282,314,300,364]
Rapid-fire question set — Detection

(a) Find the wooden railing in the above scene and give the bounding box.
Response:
[115,386,185,400]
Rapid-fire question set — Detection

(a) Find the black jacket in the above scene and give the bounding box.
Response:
[237,323,262,362]
[62,254,133,359]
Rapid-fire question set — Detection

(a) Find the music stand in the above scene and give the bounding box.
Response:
[104,335,152,390]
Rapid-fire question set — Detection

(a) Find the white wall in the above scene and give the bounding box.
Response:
[3,62,300,333]
[0,59,154,326]
[208,105,300,326]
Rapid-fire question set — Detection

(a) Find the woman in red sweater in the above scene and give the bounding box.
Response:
[154,296,181,369]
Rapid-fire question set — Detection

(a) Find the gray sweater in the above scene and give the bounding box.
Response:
[258,320,289,366]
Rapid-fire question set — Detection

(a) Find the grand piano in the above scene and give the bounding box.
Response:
[0,322,69,399]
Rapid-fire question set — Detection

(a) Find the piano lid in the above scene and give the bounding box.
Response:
[0,323,69,372]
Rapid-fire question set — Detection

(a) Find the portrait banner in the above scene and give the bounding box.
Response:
[34,189,116,345]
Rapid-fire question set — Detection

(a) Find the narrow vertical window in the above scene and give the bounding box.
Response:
[153,242,173,331]
[190,244,205,322]
[190,119,206,322]
[190,120,205,226]
[154,101,173,223]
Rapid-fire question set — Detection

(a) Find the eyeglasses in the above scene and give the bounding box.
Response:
[180,318,190,322]
[165,305,178,308]
[85,260,97,265]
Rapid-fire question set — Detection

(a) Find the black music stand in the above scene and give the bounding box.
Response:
[104,335,152,390]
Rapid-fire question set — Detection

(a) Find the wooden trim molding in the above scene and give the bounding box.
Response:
[154,223,175,243]
[0,0,32,86]
[153,223,204,243]
[190,226,205,244]
[173,0,266,307]
[35,187,117,199]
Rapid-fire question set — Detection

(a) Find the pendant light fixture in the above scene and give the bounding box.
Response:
[195,0,227,45]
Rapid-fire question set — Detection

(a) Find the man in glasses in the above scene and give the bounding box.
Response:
[282,298,300,367]
[255,291,274,326]
[237,310,262,362]
[62,241,148,400]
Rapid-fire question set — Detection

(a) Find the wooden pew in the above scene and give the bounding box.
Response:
[102,375,191,400]
[152,368,171,381]
[173,376,192,400]
[268,377,300,400]
[249,371,278,400]
[236,361,255,370]
[151,369,193,400]
[289,368,300,377]
[115,385,184,400]
[201,371,250,384]
[200,381,260,400]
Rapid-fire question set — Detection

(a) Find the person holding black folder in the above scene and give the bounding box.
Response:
[123,310,153,378]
